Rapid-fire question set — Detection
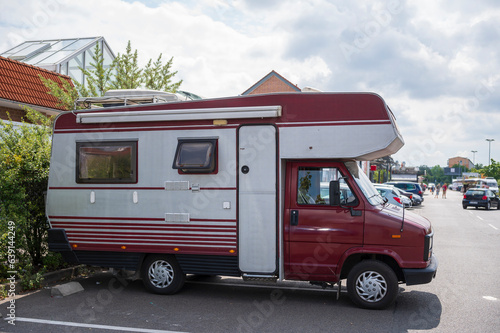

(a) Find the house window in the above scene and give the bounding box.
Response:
[76,141,137,183]
[172,138,217,174]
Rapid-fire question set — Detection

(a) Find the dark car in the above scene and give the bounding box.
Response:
[384,181,424,199]
[462,188,500,210]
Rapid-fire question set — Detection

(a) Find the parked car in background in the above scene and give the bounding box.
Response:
[450,182,463,191]
[384,181,424,199]
[463,178,499,194]
[484,177,499,194]
[462,188,500,210]
[374,184,411,208]
[410,193,423,206]
[392,187,421,206]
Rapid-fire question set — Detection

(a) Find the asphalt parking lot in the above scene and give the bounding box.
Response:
[1,189,499,333]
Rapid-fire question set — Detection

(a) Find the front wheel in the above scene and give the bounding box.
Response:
[486,201,491,210]
[141,255,185,295]
[347,260,398,310]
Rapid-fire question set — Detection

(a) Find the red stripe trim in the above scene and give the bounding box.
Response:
[49,187,165,190]
[49,216,164,221]
[52,227,236,233]
[49,216,237,223]
[48,186,236,191]
[51,221,236,228]
[67,232,235,239]
[54,124,239,134]
[277,120,392,127]
[69,243,238,255]
[53,120,390,135]
[69,236,236,242]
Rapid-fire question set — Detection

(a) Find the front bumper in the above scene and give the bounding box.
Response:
[402,255,438,286]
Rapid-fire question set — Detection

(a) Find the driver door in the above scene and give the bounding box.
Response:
[284,161,364,281]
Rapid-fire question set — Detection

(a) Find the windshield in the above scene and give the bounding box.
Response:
[345,161,385,206]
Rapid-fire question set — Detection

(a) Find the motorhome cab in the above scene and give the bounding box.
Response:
[47,92,437,309]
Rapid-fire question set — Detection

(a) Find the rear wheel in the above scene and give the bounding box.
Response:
[486,201,491,210]
[347,260,398,310]
[462,205,467,209]
[141,255,185,295]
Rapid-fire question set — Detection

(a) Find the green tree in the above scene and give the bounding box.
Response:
[41,40,183,106]
[451,163,470,173]
[0,108,53,267]
[79,42,114,97]
[109,41,143,90]
[421,165,452,184]
[477,159,500,180]
[373,169,390,183]
[38,75,79,111]
[143,54,183,92]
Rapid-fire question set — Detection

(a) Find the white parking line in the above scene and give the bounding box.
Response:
[5,317,185,333]
[489,224,498,230]
[483,296,498,301]
[477,216,484,221]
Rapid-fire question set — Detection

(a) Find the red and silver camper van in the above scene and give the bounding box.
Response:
[46,92,437,309]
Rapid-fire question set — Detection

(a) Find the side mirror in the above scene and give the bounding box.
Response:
[329,180,341,206]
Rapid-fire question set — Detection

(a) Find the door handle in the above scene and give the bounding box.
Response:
[290,210,299,226]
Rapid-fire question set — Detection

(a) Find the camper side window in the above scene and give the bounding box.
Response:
[172,138,217,174]
[76,141,137,183]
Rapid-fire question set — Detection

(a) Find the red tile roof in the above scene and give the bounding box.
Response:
[0,56,73,111]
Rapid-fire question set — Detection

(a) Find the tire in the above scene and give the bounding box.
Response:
[463,205,467,209]
[141,255,185,295]
[486,201,491,210]
[347,260,399,310]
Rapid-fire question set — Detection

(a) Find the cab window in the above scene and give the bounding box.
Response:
[297,167,357,206]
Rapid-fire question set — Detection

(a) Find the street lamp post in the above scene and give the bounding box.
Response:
[471,150,477,166]
[486,139,494,166]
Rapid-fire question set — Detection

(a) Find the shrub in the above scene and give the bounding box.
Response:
[0,108,53,278]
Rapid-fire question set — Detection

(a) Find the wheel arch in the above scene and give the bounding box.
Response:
[339,250,405,283]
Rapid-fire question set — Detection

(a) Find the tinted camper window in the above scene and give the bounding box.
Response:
[76,141,137,183]
[173,139,217,173]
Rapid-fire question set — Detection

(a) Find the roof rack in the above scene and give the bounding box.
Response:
[75,89,197,109]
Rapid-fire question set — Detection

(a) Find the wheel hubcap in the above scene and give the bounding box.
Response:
[355,271,387,303]
[148,260,174,288]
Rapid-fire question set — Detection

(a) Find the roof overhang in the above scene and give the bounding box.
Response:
[0,97,61,117]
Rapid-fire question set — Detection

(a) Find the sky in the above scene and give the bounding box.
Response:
[1,0,499,167]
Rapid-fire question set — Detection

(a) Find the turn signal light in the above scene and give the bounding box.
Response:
[72,244,78,248]
[174,247,179,252]
[121,246,127,250]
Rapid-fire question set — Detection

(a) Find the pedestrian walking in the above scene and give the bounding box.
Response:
[435,184,441,198]
[442,183,447,198]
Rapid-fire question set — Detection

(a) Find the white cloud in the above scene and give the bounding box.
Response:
[1,0,499,166]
